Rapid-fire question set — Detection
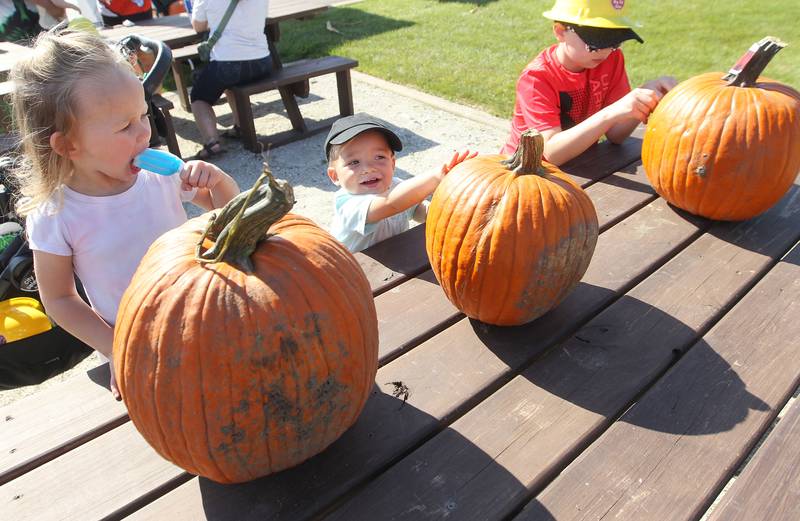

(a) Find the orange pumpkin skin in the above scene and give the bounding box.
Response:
[642,72,800,220]
[113,210,378,484]
[426,133,598,326]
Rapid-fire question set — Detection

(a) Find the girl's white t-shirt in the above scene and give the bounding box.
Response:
[192,0,270,62]
[26,171,195,327]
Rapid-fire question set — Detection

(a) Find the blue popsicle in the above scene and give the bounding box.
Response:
[133,148,185,176]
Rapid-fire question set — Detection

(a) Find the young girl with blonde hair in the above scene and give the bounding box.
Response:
[11,28,240,399]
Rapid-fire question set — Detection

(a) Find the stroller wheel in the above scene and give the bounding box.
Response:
[8,255,37,292]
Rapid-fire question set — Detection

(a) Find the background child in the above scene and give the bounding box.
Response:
[502,0,677,165]
[10,29,239,399]
[325,113,474,253]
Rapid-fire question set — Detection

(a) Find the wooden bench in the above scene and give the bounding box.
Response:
[170,49,357,153]
[229,55,357,152]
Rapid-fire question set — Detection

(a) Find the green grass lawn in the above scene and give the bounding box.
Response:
[278,0,800,119]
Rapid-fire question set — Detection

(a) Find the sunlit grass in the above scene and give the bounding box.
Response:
[278,0,800,118]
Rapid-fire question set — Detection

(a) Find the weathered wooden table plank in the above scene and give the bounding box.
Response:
[321,186,800,521]
[522,239,800,521]
[124,198,706,521]
[0,364,126,486]
[708,399,800,521]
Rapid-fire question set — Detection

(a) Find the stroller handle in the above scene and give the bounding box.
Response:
[118,35,174,100]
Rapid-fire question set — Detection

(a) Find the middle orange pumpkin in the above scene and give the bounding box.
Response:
[426,129,598,326]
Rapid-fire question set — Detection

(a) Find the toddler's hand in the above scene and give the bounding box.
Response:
[109,360,121,401]
[440,150,478,178]
[180,160,227,192]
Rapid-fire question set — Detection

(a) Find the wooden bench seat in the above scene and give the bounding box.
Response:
[170,49,357,152]
[229,55,357,152]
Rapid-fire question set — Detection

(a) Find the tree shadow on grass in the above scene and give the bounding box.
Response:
[437,0,499,4]
[277,7,415,62]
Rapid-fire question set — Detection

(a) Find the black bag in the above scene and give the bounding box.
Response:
[0,323,93,390]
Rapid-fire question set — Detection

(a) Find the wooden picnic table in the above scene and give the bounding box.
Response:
[0,0,331,79]
[98,0,332,53]
[1,134,799,520]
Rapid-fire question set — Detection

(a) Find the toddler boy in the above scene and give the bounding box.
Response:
[325,113,473,252]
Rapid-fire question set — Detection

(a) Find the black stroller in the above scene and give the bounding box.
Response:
[0,33,173,390]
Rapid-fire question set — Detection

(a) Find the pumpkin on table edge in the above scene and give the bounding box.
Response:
[642,36,800,221]
[113,167,379,484]
[425,129,599,326]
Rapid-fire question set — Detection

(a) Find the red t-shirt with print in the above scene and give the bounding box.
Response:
[501,44,631,155]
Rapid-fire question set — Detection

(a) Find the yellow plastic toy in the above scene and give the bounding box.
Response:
[543,0,640,29]
[0,297,52,343]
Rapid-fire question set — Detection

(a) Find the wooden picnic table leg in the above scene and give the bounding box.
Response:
[266,22,309,98]
[170,60,192,112]
[278,87,308,133]
[336,69,354,116]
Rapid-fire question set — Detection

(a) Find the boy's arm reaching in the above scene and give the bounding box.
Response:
[366,173,440,224]
[33,250,120,399]
[542,76,677,166]
[366,150,476,224]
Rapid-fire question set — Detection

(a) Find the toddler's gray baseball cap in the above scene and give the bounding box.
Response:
[324,113,403,157]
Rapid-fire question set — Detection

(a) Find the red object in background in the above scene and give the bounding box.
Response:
[167,0,186,14]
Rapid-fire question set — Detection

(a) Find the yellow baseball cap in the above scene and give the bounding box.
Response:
[543,0,641,29]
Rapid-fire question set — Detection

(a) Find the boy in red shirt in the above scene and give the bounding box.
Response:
[502,0,676,165]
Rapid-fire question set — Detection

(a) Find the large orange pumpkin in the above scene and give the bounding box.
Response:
[426,129,598,326]
[642,37,800,221]
[113,169,378,484]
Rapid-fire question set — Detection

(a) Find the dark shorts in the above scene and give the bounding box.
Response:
[190,57,273,105]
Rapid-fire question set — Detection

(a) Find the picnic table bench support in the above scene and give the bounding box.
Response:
[149,93,182,158]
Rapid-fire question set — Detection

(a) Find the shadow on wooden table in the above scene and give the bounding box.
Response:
[471,290,769,437]
[194,386,538,520]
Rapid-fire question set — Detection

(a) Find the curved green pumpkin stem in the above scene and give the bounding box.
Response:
[195,164,295,273]
[724,36,786,88]
[501,128,546,176]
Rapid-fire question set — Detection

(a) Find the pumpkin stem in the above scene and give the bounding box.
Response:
[501,128,546,175]
[195,164,295,272]
[723,36,786,88]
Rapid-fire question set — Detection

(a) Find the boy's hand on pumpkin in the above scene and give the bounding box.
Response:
[440,150,478,177]
[614,88,661,123]
[180,160,228,192]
